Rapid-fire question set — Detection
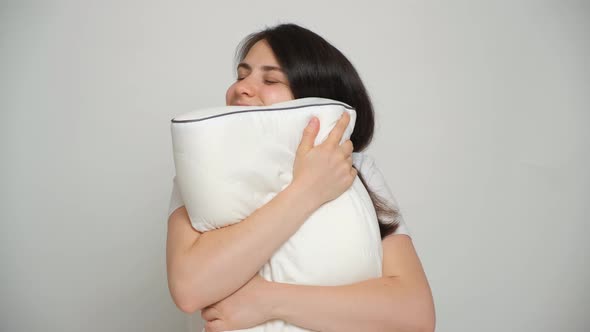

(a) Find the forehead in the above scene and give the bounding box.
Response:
[242,40,280,65]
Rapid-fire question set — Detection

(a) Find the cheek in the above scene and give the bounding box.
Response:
[262,86,294,104]
[225,85,235,105]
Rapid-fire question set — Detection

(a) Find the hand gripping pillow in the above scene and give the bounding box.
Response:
[171,98,383,331]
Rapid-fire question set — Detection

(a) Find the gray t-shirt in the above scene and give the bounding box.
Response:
[168,151,410,237]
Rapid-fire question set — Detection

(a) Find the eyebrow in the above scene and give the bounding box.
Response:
[237,62,284,72]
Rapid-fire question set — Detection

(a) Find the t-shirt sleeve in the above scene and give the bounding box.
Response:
[356,153,411,237]
[168,176,185,217]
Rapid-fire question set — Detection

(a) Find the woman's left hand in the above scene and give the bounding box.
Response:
[201,273,275,332]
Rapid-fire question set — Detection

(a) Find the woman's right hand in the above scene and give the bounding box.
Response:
[291,111,357,207]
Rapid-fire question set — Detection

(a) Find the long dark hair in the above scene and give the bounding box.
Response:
[236,23,400,239]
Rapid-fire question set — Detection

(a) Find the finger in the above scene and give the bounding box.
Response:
[326,111,350,146]
[341,139,354,157]
[296,117,320,156]
[201,307,220,321]
[350,166,358,178]
[205,319,223,332]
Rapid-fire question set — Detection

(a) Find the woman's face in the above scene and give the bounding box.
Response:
[225,40,294,106]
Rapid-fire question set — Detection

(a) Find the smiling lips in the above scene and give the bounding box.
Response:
[233,101,261,107]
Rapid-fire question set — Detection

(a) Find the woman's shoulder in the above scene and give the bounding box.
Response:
[352,152,412,237]
[352,151,378,176]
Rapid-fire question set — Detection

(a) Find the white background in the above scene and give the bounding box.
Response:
[1,0,588,331]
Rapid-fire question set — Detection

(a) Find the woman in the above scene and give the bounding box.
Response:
[166,23,435,332]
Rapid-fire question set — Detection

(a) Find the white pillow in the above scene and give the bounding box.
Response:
[170,96,382,302]
[171,97,358,231]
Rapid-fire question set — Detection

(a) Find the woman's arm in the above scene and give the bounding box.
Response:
[166,114,356,313]
[167,184,318,313]
[202,235,435,332]
[268,234,435,332]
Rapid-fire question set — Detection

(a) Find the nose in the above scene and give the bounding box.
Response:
[235,76,255,97]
